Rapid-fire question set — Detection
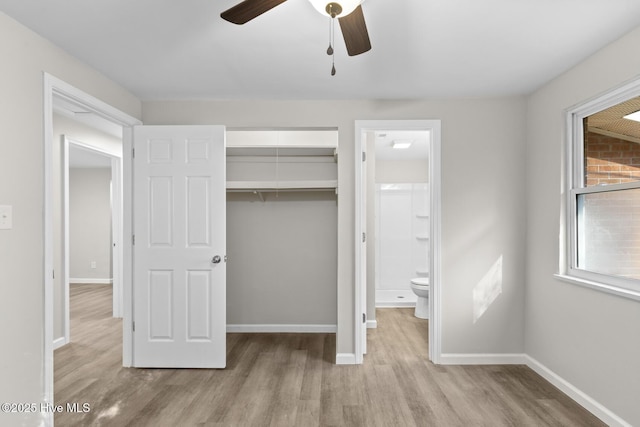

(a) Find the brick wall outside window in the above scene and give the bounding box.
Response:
[584,131,640,186]
[580,131,640,279]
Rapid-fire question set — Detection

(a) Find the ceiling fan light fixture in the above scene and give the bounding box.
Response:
[308,0,363,17]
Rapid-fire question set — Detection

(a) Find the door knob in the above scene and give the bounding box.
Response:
[212,255,221,264]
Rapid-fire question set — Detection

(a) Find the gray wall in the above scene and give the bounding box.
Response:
[526,26,640,424]
[142,96,528,358]
[69,168,112,281]
[227,192,337,326]
[0,11,140,426]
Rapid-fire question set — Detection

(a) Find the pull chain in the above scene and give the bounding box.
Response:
[327,16,334,55]
[327,16,336,76]
[325,2,341,76]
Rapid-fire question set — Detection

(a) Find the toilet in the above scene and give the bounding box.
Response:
[410,277,430,319]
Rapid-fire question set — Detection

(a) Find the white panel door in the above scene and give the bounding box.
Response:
[133,125,226,368]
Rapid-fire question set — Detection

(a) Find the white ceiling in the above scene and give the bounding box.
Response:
[374,130,429,161]
[69,145,112,168]
[2,0,640,100]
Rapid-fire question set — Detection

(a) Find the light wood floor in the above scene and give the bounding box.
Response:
[55,284,605,426]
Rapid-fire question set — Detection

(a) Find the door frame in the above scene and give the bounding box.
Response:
[59,137,123,347]
[354,120,442,364]
[43,73,141,422]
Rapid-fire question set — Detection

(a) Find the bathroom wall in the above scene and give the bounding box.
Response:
[376,184,429,301]
[374,153,429,305]
[376,159,428,183]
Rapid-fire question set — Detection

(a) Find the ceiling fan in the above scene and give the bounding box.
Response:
[221,0,371,75]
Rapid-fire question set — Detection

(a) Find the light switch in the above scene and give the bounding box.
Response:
[0,205,12,230]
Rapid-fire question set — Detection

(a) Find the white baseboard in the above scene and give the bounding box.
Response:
[53,336,67,350]
[525,355,630,427]
[366,319,377,329]
[70,278,113,285]
[335,353,356,365]
[226,324,336,333]
[439,353,527,365]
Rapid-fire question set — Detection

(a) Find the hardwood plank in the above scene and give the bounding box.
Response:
[54,286,606,426]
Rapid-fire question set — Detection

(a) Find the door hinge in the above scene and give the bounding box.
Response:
[52,270,55,279]
[362,313,366,324]
[362,232,366,243]
[132,148,135,158]
[362,152,366,162]
[132,234,135,245]
[132,321,135,332]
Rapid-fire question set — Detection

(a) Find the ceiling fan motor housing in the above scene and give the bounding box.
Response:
[326,2,343,17]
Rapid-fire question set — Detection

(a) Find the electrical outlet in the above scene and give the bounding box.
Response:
[90,261,97,269]
[0,205,12,230]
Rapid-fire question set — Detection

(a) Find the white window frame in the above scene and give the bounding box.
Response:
[559,77,640,301]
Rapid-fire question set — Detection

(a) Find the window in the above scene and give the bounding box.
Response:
[564,80,640,299]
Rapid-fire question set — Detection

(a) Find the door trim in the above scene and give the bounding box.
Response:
[43,73,141,425]
[354,120,442,364]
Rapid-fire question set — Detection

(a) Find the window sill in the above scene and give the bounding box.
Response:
[554,274,640,302]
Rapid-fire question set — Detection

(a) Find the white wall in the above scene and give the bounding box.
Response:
[0,11,141,426]
[367,146,429,316]
[376,184,429,292]
[526,27,640,425]
[69,168,112,281]
[142,96,527,358]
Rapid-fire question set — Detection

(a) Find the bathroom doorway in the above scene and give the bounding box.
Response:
[374,133,429,307]
[354,120,441,364]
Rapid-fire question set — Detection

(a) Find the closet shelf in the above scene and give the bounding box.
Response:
[226,180,338,191]
[227,147,336,159]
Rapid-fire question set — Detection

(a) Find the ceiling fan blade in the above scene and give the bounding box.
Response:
[338,5,371,56]
[221,0,288,25]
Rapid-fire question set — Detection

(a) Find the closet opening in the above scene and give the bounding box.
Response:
[225,129,339,335]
